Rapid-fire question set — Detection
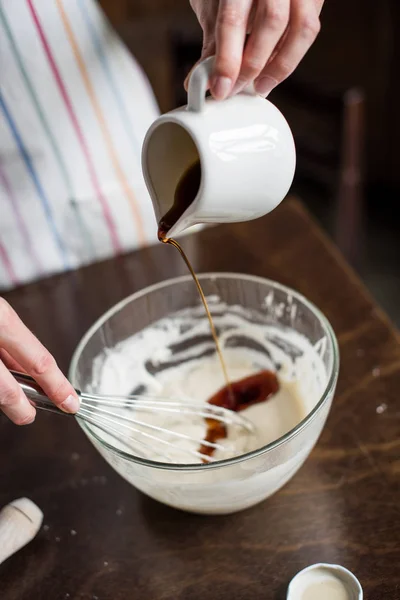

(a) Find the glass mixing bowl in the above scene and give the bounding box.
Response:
[70,273,339,515]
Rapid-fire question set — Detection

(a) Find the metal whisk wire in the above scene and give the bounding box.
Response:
[11,370,254,463]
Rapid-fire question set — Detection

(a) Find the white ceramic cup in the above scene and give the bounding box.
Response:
[142,57,296,237]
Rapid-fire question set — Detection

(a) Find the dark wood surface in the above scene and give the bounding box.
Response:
[1,199,399,600]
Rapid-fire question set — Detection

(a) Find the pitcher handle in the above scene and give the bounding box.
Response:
[188,57,258,112]
[187,56,215,113]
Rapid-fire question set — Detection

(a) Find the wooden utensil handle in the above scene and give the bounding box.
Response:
[0,498,43,565]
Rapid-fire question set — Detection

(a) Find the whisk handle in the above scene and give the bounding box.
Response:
[10,370,80,416]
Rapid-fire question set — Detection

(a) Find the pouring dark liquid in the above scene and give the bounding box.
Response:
[159,236,232,393]
[158,160,201,241]
[158,159,232,393]
[158,161,280,461]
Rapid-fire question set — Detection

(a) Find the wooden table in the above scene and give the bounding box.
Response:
[1,199,400,600]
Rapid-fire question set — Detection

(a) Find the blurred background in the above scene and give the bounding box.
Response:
[100,0,400,326]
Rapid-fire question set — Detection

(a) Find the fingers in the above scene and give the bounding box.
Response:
[0,359,36,425]
[254,0,321,96]
[0,298,79,418]
[189,0,322,99]
[211,0,253,99]
[234,0,290,94]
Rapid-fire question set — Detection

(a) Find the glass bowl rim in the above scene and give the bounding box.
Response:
[69,272,339,472]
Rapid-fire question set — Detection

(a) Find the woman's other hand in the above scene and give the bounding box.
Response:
[0,298,79,424]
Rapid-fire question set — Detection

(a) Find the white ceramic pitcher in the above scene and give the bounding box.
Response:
[142,57,296,237]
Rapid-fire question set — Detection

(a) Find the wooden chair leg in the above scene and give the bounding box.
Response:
[335,88,365,265]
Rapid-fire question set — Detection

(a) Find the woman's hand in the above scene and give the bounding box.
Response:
[0,298,79,425]
[189,0,324,99]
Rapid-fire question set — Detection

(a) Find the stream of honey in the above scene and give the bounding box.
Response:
[158,160,280,458]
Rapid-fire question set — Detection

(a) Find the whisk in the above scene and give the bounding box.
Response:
[11,371,254,463]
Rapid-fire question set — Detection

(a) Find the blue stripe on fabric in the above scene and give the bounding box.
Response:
[0,90,70,268]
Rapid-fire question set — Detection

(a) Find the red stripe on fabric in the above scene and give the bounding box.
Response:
[27,0,121,253]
